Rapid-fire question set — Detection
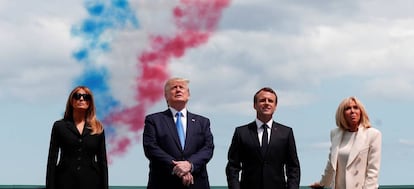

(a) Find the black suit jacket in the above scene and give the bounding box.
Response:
[46,119,108,189]
[226,121,300,189]
[143,109,214,189]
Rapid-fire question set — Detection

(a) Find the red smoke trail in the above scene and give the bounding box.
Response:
[106,0,230,157]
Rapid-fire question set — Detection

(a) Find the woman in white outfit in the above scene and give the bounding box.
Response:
[310,96,382,189]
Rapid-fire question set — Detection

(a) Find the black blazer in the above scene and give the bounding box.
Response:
[143,109,214,189]
[226,121,301,189]
[46,119,108,189]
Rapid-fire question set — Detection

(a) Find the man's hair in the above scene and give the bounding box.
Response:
[164,77,190,93]
[253,87,278,104]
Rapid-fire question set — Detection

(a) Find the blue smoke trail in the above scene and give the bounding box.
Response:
[72,0,138,121]
[71,0,139,134]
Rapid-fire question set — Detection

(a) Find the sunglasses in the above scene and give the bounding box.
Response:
[72,93,92,101]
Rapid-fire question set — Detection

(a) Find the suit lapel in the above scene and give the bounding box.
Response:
[83,125,92,136]
[330,128,343,171]
[64,120,80,136]
[247,122,262,158]
[263,122,279,157]
[347,127,366,167]
[164,110,183,150]
[184,112,197,151]
[268,122,278,144]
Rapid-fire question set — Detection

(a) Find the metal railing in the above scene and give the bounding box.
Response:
[1,186,414,189]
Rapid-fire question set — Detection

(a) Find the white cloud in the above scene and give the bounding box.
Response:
[363,76,414,101]
[136,0,178,34]
[0,1,82,103]
[105,29,149,106]
[1,0,413,105]
[3,0,414,107]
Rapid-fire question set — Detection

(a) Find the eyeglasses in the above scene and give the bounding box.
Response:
[72,93,91,101]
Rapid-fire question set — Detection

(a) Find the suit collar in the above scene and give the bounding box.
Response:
[255,118,274,129]
[184,112,199,151]
[330,126,368,168]
[64,119,91,136]
[247,122,261,155]
[248,121,280,159]
[82,125,92,136]
[166,109,196,151]
[330,128,342,170]
[169,107,188,117]
[347,126,367,166]
[164,109,183,150]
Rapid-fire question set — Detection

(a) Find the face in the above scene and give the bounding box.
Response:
[254,90,277,122]
[344,99,361,130]
[165,80,190,109]
[71,89,90,111]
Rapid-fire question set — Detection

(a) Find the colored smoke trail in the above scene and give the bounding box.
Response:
[72,0,138,117]
[72,0,230,160]
[105,0,231,157]
[71,0,138,161]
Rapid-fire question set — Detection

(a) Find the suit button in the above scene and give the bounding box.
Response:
[77,157,81,161]
[78,139,82,143]
[76,166,81,171]
[78,148,82,152]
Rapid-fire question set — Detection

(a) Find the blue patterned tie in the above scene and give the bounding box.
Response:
[176,112,185,149]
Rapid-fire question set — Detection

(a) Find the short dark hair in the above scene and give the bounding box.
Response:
[253,87,278,104]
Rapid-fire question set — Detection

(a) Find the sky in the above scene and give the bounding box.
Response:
[1,0,414,186]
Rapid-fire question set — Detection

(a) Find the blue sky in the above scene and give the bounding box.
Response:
[1,0,414,186]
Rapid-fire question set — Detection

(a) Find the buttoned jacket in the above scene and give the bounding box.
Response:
[226,121,301,189]
[319,127,381,189]
[46,119,108,189]
[143,109,214,189]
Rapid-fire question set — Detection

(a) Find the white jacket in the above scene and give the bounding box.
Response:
[319,126,382,189]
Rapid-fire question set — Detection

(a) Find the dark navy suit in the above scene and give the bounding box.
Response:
[143,109,214,189]
[226,121,300,189]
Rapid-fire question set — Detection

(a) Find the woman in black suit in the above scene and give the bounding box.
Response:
[46,86,108,189]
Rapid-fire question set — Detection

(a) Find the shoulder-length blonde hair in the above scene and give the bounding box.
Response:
[64,86,103,134]
[335,96,371,130]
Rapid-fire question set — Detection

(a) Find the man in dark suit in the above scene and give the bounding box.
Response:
[143,77,214,189]
[226,87,301,189]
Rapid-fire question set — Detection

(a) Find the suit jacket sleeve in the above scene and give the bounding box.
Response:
[98,130,109,189]
[286,127,301,189]
[225,128,241,189]
[319,129,336,187]
[364,129,382,189]
[186,116,214,174]
[46,122,59,189]
[143,114,177,171]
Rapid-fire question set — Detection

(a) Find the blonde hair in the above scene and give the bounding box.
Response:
[335,96,371,130]
[64,86,103,134]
